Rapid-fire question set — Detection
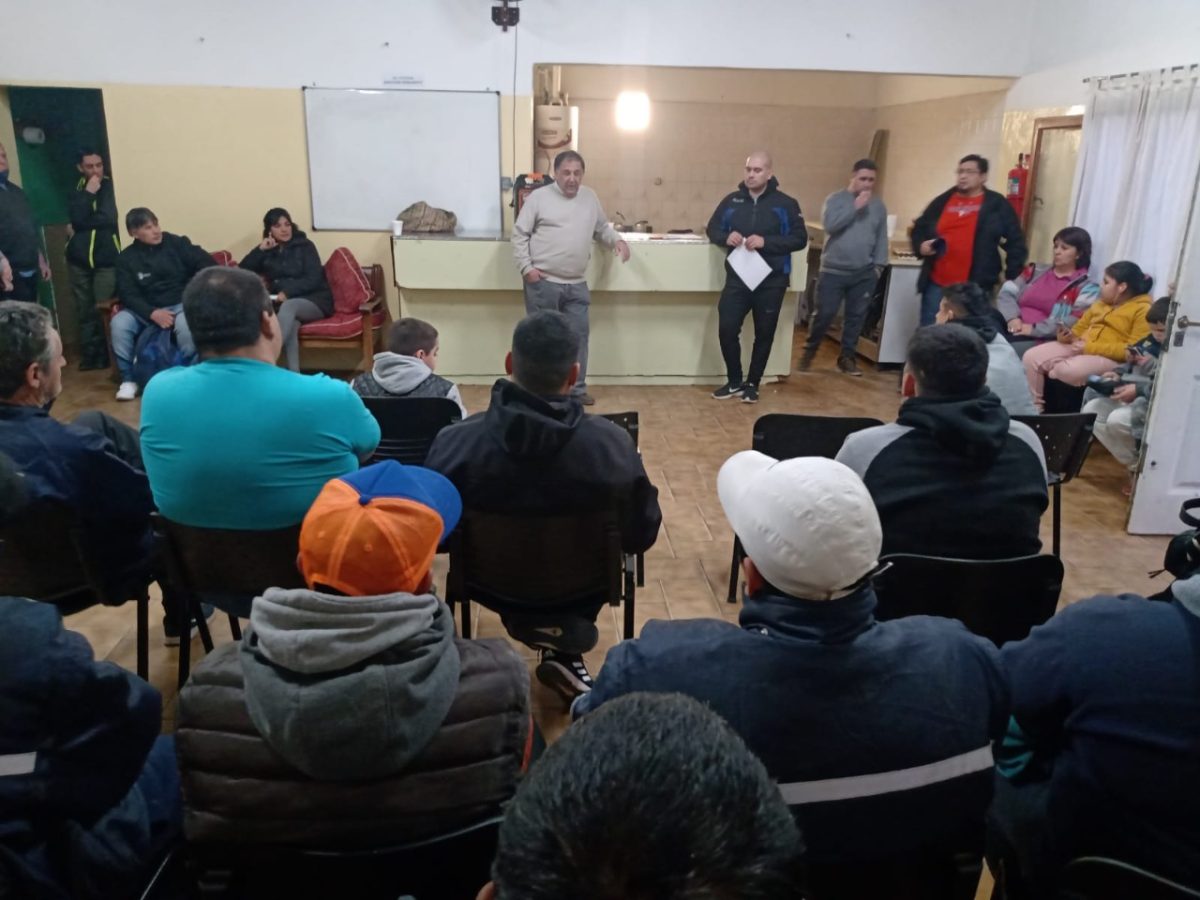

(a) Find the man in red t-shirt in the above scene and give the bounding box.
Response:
[911,155,1027,325]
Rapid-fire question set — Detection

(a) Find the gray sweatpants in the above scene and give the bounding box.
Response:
[522,279,591,395]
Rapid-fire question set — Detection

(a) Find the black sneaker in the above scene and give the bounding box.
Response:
[711,382,745,400]
[578,392,596,406]
[741,385,759,403]
[536,651,594,703]
[796,350,816,372]
[163,603,216,646]
[837,356,862,377]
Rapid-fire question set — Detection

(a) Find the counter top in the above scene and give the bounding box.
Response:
[395,230,708,244]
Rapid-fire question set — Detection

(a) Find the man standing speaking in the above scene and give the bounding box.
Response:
[706,152,806,403]
[512,150,629,406]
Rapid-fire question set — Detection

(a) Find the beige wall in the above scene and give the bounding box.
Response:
[999,105,1072,185]
[0,88,20,183]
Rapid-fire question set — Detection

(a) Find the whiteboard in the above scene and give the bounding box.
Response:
[303,88,502,233]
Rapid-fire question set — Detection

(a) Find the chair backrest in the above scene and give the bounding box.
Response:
[361,263,385,303]
[752,413,885,460]
[874,553,1064,645]
[805,850,983,900]
[1012,413,1097,482]
[599,410,639,449]
[153,514,305,617]
[0,499,101,611]
[1059,856,1200,900]
[362,396,463,466]
[449,508,621,608]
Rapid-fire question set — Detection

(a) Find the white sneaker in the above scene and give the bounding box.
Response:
[115,381,138,401]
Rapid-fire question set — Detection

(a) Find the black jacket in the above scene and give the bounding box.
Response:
[425,379,662,554]
[706,177,807,285]
[0,181,40,271]
[66,176,120,270]
[911,188,1027,292]
[239,230,333,316]
[836,389,1048,559]
[115,233,215,320]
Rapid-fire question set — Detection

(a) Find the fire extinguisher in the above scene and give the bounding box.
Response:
[1007,153,1029,219]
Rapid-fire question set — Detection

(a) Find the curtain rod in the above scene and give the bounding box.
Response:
[1083,63,1199,84]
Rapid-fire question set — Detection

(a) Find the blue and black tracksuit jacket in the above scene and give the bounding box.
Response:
[706,176,807,287]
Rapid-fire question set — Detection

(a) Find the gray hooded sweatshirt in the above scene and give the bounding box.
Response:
[368,353,467,417]
[240,587,461,781]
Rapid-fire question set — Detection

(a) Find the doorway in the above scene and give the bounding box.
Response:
[3,86,112,353]
[1023,115,1083,265]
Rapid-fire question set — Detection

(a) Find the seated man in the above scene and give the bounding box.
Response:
[425,310,662,703]
[936,282,1036,415]
[480,693,804,900]
[0,301,193,641]
[989,570,1200,894]
[836,324,1048,559]
[176,460,532,851]
[140,267,380,530]
[0,593,181,900]
[576,454,1009,867]
[111,207,215,401]
[351,316,468,416]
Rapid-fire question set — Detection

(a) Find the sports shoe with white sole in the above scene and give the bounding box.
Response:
[536,650,594,703]
[711,382,745,400]
[115,381,139,401]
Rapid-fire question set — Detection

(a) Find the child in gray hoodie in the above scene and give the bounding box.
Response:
[352,317,467,416]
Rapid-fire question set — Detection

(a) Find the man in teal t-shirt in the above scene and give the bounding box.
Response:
[140,267,380,529]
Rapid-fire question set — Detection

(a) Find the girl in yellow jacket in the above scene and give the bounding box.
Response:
[1022,260,1153,412]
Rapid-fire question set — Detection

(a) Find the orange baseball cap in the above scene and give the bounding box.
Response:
[299,460,462,596]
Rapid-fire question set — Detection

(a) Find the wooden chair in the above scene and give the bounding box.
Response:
[726,414,884,603]
[1057,857,1200,900]
[446,508,636,641]
[0,499,150,678]
[362,396,463,466]
[873,553,1064,646]
[152,514,305,687]
[297,262,391,372]
[1012,413,1097,557]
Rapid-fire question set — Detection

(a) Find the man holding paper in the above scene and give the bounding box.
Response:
[706,152,807,403]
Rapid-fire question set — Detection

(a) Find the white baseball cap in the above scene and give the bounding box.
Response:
[717,452,882,601]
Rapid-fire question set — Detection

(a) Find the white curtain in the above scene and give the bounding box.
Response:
[1072,69,1200,292]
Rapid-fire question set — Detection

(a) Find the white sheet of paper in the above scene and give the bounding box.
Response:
[727,244,773,291]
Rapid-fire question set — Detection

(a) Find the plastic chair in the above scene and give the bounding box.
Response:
[1057,856,1200,899]
[873,553,1064,646]
[726,414,883,603]
[152,514,305,687]
[187,815,502,900]
[599,410,646,588]
[0,499,150,679]
[446,508,636,641]
[362,396,463,466]
[1012,413,1096,558]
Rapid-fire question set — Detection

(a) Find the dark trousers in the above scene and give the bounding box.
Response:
[73,410,144,471]
[67,263,115,365]
[717,275,788,387]
[805,267,878,357]
[2,272,40,302]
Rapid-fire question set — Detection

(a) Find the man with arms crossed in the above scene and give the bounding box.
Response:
[512,150,629,406]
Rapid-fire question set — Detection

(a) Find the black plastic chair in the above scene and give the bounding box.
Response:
[0,500,150,679]
[726,414,883,603]
[446,508,636,641]
[1012,413,1096,558]
[362,396,463,466]
[187,815,502,900]
[1058,857,1200,899]
[152,514,305,687]
[874,553,1064,646]
[806,850,983,900]
[599,410,646,588]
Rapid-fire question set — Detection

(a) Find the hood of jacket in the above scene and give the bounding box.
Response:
[483,378,584,459]
[737,175,780,198]
[239,586,461,780]
[897,388,1010,464]
[956,313,999,343]
[739,583,878,645]
[370,353,435,395]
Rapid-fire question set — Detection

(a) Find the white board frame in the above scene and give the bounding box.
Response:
[302,87,502,233]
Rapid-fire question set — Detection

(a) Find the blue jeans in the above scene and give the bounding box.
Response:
[920,283,944,327]
[111,304,194,381]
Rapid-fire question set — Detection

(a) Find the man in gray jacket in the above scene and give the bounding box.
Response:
[511,150,630,406]
[798,159,889,376]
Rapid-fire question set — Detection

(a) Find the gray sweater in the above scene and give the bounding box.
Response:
[511,183,618,283]
[820,190,889,273]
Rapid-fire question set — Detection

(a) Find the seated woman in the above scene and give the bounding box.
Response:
[239,208,332,371]
[997,226,1098,357]
[1022,260,1154,412]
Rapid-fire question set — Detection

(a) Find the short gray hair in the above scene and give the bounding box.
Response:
[0,302,54,398]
